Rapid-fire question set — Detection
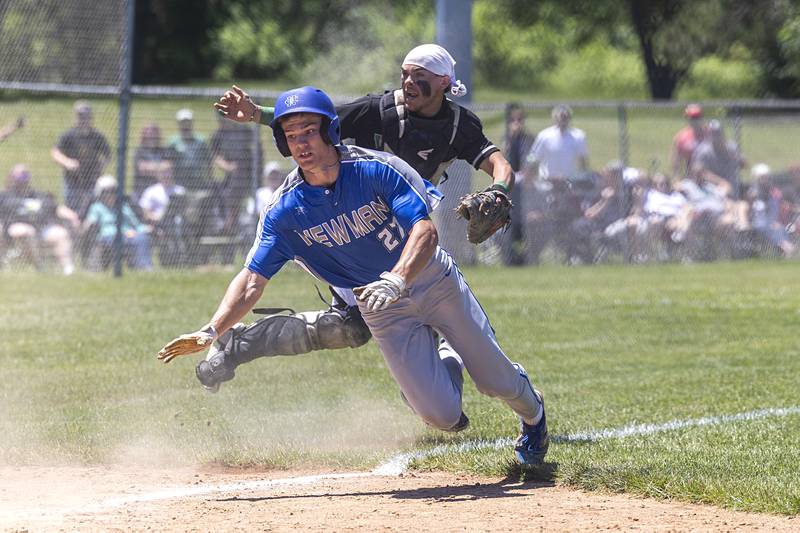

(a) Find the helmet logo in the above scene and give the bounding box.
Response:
[285,94,300,107]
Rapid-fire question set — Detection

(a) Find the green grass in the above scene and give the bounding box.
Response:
[2,261,800,514]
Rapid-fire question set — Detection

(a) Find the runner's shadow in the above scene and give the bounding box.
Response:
[502,460,558,483]
[214,467,556,504]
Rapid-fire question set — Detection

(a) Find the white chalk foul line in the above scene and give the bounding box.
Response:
[374,405,800,475]
[85,405,800,510]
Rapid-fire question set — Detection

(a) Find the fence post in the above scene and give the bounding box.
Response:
[113,0,136,277]
[731,104,743,153]
[617,103,629,167]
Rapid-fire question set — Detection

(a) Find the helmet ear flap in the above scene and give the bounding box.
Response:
[272,124,292,157]
[319,116,341,146]
[328,116,341,145]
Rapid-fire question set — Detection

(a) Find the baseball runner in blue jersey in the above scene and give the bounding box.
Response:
[200,44,516,394]
[158,86,549,465]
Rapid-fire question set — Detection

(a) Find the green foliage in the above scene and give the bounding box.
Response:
[212,5,299,80]
[299,2,434,94]
[472,0,568,90]
[778,16,800,79]
[210,0,356,81]
[0,0,123,85]
[544,39,648,99]
[677,53,761,99]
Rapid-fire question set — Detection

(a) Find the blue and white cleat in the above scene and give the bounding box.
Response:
[512,363,549,465]
[514,389,549,465]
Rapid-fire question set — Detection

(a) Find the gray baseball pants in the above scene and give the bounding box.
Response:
[355,246,540,430]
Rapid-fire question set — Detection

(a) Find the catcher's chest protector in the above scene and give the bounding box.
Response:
[378,89,461,185]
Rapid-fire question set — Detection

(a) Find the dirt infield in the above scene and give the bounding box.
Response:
[1,466,796,532]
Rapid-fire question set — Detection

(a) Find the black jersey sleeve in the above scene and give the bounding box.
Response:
[454,106,500,169]
[336,94,384,149]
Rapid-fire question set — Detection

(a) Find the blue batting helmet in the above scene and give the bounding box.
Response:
[270,86,341,157]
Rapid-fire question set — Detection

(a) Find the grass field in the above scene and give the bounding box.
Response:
[2,261,799,515]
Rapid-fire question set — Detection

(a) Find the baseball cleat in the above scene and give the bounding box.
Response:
[514,389,549,465]
[512,363,549,465]
[445,412,470,433]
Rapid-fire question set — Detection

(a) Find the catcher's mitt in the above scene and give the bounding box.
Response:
[454,186,513,244]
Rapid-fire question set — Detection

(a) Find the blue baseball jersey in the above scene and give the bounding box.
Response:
[245,145,443,288]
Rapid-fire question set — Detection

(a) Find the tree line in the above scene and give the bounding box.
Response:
[2,0,799,99]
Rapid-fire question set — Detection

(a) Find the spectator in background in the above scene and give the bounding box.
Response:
[626,172,687,262]
[499,103,536,265]
[168,109,213,191]
[139,156,185,224]
[746,163,795,256]
[210,114,262,240]
[0,116,25,143]
[51,100,111,215]
[693,119,745,198]
[132,122,168,199]
[255,161,285,215]
[526,104,588,182]
[670,103,706,178]
[0,164,78,275]
[139,156,190,267]
[675,161,742,261]
[168,109,217,260]
[567,161,630,264]
[82,175,152,271]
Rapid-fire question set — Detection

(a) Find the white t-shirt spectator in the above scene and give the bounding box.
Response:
[526,125,588,179]
[139,182,186,221]
[678,179,725,214]
[643,189,687,217]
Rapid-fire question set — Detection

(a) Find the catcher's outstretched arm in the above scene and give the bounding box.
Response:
[479,151,515,192]
[158,268,269,363]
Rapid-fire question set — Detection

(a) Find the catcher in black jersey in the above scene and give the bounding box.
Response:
[197,44,515,393]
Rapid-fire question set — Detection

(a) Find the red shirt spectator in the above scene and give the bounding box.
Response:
[671,104,706,178]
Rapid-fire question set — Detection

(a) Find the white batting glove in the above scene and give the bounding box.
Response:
[353,272,406,312]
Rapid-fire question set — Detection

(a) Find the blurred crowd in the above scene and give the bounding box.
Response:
[495,103,800,266]
[1,100,283,274]
[2,99,799,274]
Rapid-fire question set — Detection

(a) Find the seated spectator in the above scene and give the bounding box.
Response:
[139,158,186,224]
[567,161,630,264]
[0,164,78,275]
[82,175,152,271]
[139,158,189,267]
[255,161,285,215]
[676,162,744,261]
[133,122,169,199]
[626,173,687,262]
[746,163,795,257]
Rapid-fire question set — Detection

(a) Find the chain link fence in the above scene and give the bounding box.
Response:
[2,0,800,275]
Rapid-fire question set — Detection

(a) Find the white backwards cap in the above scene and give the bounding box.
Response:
[402,44,468,98]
